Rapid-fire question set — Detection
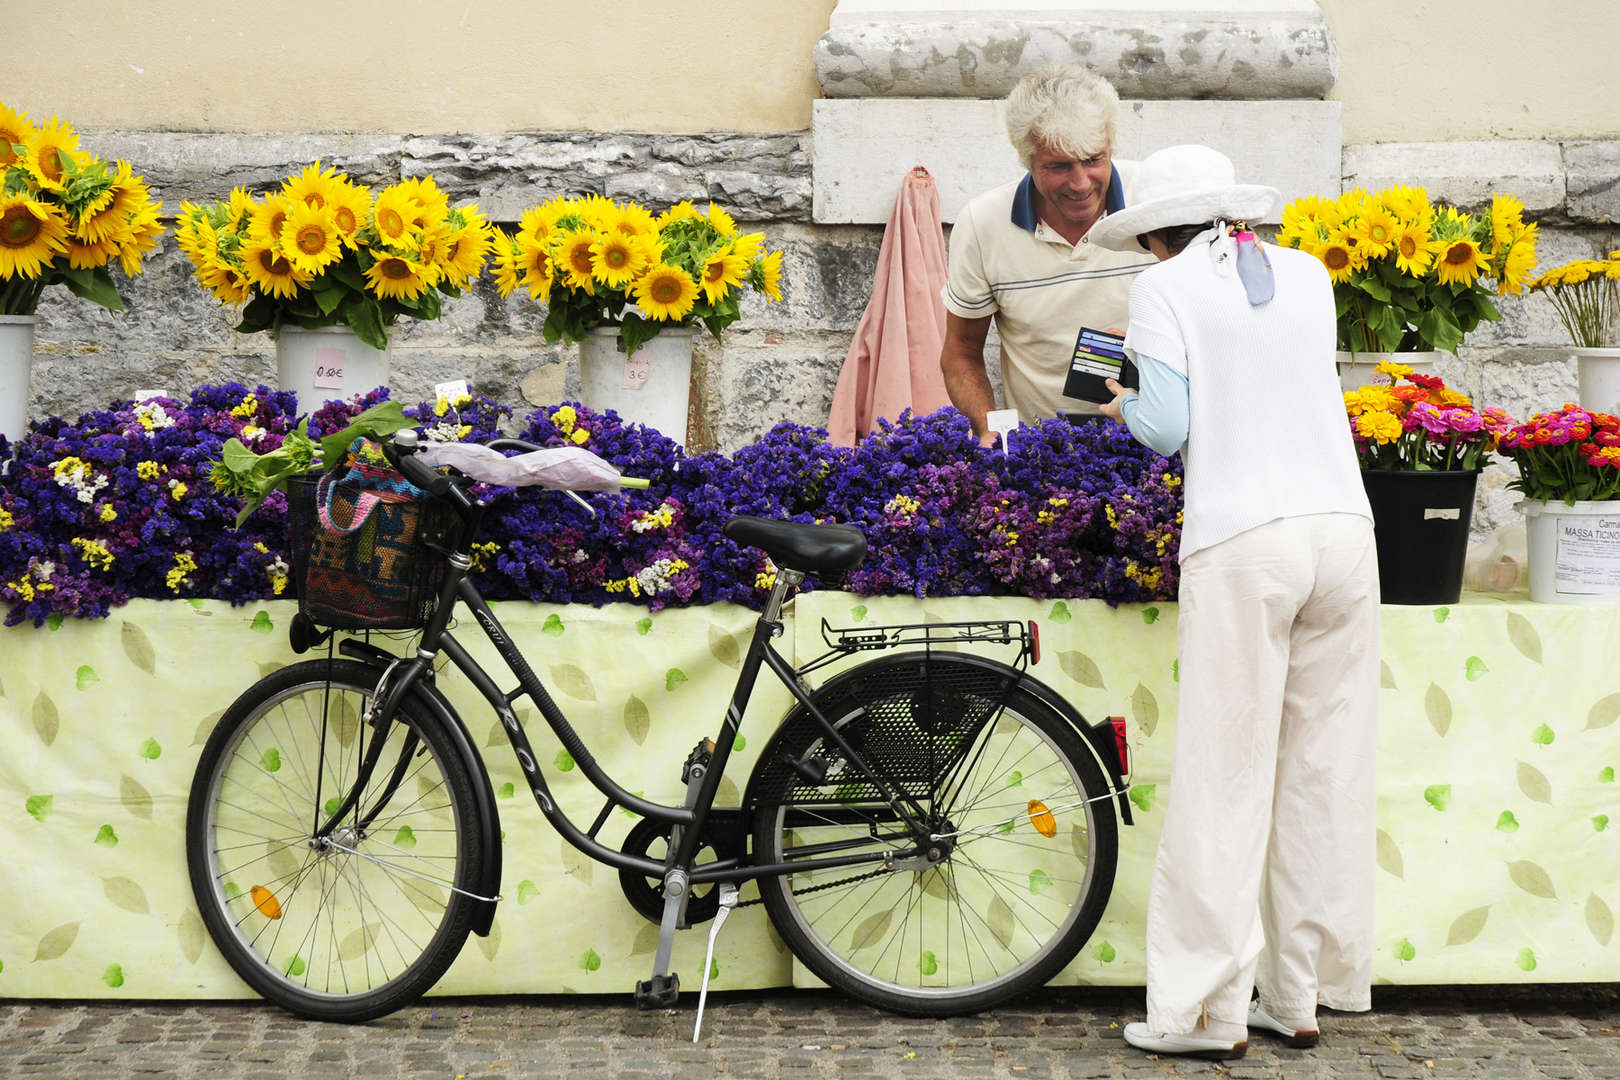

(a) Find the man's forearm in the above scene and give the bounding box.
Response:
[941,348,996,437]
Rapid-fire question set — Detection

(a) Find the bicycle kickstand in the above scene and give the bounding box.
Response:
[635,740,714,1011]
[691,881,739,1043]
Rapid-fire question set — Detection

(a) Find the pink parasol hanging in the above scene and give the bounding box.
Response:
[826,166,952,446]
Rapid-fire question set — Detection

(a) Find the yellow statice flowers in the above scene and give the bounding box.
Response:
[174,162,495,349]
[1529,251,1620,348]
[492,194,782,357]
[0,100,164,315]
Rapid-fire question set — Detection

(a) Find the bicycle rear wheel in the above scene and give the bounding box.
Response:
[751,654,1118,1016]
[186,659,484,1022]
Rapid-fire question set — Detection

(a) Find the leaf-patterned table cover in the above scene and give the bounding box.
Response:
[0,591,1614,999]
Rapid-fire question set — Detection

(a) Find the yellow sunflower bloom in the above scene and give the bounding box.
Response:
[282,200,342,275]
[633,263,699,321]
[115,192,164,277]
[398,176,450,234]
[324,181,370,248]
[282,161,345,211]
[758,248,784,302]
[1382,185,1433,227]
[21,115,81,193]
[200,257,253,305]
[698,248,747,303]
[240,238,309,300]
[518,200,566,250]
[248,194,296,247]
[590,231,648,289]
[1489,193,1525,250]
[226,187,258,233]
[1495,221,1540,296]
[575,194,618,232]
[364,253,431,301]
[74,161,143,245]
[555,229,600,294]
[0,101,35,167]
[1316,235,1357,285]
[658,201,702,228]
[370,186,420,247]
[1391,222,1437,276]
[705,202,737,236]
[438,214,493,288]
[515,235,555,300]
[490,231,522,299]
[0,195,70,279]
[613,202,659,239]
[64,230,118,270]
[1350,204,1399,258]
[729,232,766,262]
[1435,236,1487,286]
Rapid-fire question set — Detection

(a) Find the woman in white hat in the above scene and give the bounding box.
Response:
[1091,145,1379,1059]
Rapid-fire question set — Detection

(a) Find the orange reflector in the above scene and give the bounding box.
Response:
[250,884,282,920]
[1027,799,1057,838]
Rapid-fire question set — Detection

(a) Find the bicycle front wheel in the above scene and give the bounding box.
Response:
[186,659,484,1023]
[752,656,1118,1016]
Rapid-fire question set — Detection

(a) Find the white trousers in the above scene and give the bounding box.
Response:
[1145,513,1380,1034]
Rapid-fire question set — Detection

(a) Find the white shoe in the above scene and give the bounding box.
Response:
[1248,1001,1320,1048]
[1123,1021,1247,1059]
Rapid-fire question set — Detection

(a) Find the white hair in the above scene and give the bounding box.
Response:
[1004,64,1120,169]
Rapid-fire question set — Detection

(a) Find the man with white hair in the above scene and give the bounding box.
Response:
[940,64,1154,442]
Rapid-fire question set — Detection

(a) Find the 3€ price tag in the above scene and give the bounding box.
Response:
[435,379,471,403]
[623,351,651,391]
[313,348,346,390]
[985,408,1020,452]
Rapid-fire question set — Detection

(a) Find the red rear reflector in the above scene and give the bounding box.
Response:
[1028,620,1040,665]
[1109,716,1130,777]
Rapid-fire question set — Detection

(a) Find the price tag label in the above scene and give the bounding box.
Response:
[623,352,651,391]
[314,348,346,390]
[985,408,1019,452]
[133,389,168,402]
[435,378,471,402]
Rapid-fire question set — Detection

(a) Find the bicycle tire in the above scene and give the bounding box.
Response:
[186,659,484,1023]
[751,654,1118,1016]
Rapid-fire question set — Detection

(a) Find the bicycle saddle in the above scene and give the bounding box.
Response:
[723,516,867,573]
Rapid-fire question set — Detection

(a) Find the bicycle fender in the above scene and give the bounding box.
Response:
[341,640,503,935]
[741,651,1131,827]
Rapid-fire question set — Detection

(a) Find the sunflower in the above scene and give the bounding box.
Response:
[226,187,258,232]
[1382,185,1434,227]
[1489,193,1526,250]
[514,235,555,300]
[698,248,747,303]
[248,194,295,247]
[437,211,493,288]
[1495,221,1540,296]
[1351,204,1399,258]
[729,231,766,262]
[199,256,252,305]
[324,181,370,248]
[239,237,308,300]
[0,195,69,279]
[575,194,618,233]
[398,176,450,234]
[282,161,345,211]
[590,231,647,289]
[370,186,420,247]
[22,115,82,194]
[63,230,118,270]
[612,201,659,240]
[633,263,699,321]
[554,229,600,293]
[0,101,34,167]
[1317,234,1357,285]
[1435,236,1488,286]
[490,231,522,299]
[657,201,702,228]
[282,201,342,275]
[757,249,783,302]
[517,198,568,249]
[705,202,738,237]
[74,161,144,245]
[1391,222,1436,276]
[412,226,452,286]
[364,252,431,301]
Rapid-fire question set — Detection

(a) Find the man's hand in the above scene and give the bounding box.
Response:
[1098,377,1135,423]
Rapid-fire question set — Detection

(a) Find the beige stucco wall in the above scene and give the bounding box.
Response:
[1318,0,1619,143]
[10,0,838,134]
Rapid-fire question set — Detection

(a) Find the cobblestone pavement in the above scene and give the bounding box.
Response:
[1,984,1617,1080]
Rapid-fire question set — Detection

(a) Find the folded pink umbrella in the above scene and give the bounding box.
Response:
[826,166,952,446]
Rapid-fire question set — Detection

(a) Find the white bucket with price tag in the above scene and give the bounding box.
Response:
[275,325,391,413]
[1520,499,1620,603]
[578,326,695,446]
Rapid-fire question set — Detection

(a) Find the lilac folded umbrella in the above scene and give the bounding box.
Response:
[414,442,648,490]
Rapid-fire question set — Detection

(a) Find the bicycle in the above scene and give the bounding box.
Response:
[185,430,1136,1030]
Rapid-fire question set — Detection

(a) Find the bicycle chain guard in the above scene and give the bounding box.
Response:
[616,811,745,926]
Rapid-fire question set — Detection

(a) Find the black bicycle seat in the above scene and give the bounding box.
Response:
[723,516,867,573]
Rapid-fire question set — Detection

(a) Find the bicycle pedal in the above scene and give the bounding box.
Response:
[634,972,680,1009]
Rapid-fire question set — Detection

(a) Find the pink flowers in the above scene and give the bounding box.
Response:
[1497,404,1620,502]
[1345,370,1500,471]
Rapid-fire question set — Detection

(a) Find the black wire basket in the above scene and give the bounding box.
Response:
[285,472,459,630]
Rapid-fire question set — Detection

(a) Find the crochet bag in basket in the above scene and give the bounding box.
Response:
[288,439,455,630]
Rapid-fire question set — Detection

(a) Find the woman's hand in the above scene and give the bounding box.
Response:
[1098,378,1135,423]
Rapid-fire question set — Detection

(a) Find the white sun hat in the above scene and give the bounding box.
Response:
[1087,144,1283,252]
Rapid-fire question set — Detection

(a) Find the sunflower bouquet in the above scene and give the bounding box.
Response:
[491,195,783,356]
[1278,186,1540,354]
[1527,251,1620,348]
[0,101,165,315]
[1343,361,1510,471]
[173,163,495,350]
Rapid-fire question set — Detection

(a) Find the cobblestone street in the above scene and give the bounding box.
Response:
[1,984,1616,1080]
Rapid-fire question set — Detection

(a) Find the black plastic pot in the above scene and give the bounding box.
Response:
[1362,469,1480,605]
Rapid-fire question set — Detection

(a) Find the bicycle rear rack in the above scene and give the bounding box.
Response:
[797,617,1036,679]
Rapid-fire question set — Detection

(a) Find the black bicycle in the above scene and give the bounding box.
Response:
[185,430,1134,1026]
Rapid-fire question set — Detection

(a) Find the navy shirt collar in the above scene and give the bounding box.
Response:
[1011,162,1126,233]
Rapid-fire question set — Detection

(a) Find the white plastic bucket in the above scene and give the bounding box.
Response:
[1521,499,1620,603]
[275,324,390,414]
[1576,347,1620,416]
[578,326,695,446]
[0,315,37,443]
[1336,350,1441,392]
